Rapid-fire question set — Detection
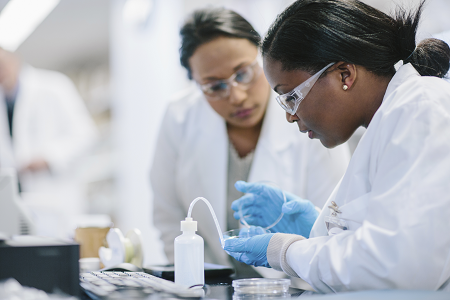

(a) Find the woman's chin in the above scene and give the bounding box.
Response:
[229,113,264,129]
[319,137,340,149]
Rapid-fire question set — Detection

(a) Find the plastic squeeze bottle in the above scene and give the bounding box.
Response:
[174,217,204,288]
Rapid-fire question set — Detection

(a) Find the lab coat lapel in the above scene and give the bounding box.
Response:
[194,100,228,230]
[0,89,15,168]
[248,93,294,187]
[310,178,343,238]
[11,67,34,169]
[192,93,293,234]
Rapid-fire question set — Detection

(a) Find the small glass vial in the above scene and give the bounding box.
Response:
[174,217,204,288]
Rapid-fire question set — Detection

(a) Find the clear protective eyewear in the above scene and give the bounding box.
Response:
[198,60,261,100]
[276,63,335,115]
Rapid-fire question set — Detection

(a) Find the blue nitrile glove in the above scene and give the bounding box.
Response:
[232,181,319,238]
[224,233,275,267]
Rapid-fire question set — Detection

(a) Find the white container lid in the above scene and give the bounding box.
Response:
[79,257,100,273]
[181,217,197,232]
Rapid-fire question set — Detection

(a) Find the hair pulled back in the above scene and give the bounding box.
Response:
[262,0,450,78]
[179,7,260,79]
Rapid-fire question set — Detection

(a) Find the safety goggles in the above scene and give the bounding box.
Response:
[198,60,261,100]
[276,63,335,115]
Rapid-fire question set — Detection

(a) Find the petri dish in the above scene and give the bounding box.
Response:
[232,278,291,295]
[239,181,287,231]
[223,226,270,241]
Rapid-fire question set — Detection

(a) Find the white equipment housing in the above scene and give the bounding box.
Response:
[0,168,35,237]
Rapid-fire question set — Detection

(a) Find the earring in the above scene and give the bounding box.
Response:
[343,84,348,91]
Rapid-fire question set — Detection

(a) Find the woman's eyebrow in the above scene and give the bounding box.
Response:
[233,62,246,71]
[202,62,248,81]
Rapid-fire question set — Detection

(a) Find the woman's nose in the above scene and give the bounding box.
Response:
[286,112,298,123]
[228,85,247,105]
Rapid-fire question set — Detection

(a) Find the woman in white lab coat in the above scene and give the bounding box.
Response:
[225,0,450,292]
[0,49,97,237]
[150,7,350,276]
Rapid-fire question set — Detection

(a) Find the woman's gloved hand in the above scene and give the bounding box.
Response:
[224,233,275,267]
[232,181,319,238]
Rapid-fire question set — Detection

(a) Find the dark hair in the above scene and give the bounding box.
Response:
[262,0,450,78]
[410,38,450,78]
[179,7,260,79]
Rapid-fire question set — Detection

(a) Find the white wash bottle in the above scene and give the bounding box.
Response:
[174,217,204,288]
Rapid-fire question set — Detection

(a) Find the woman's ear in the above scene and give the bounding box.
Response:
[336,62,357,91]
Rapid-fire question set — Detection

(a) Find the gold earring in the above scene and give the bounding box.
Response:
[343,84,348,91]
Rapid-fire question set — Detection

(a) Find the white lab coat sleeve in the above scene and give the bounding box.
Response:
[283,96,450,292]
[267,233,305,275]
[150,103,186,263]
[304,140,350,208]
[38,73,97,173]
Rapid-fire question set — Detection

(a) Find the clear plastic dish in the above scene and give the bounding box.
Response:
[222,226,271,241]
[239,181,286,231]
[232,278,291,295]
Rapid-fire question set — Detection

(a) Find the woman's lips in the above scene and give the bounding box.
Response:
[234,108,254,118]
[299,127,314,139]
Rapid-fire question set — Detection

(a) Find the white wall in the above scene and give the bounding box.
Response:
[110,0,188,265]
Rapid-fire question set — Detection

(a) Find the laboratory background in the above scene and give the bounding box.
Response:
[1,0,449,267]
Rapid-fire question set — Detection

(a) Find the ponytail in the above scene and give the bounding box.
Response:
[394,1,450,77]
[407,38,450,78]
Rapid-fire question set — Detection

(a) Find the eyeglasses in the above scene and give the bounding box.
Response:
[276,63,335,115]
[198,60,261,100]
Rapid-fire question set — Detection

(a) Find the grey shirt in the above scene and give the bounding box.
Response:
[226,141,263,278]
[226,141,254,231]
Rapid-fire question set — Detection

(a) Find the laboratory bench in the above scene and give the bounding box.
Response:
[79,272,305,300]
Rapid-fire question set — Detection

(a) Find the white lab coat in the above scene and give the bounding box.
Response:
[150,87,351,266]
[0,65,97,237]
[276,64,450,292]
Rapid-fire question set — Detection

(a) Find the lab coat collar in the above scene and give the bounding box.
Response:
[384,63,420,102]
[194,94,228,229]
[258,90,294,152]
[197,88,293,155]
[193,89,294,229]
[246,90,297,187]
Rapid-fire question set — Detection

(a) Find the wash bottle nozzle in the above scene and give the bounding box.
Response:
[187,197,224,249]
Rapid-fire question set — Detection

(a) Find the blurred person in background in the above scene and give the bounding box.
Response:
[150,7,351,278]
[0,47,98,238]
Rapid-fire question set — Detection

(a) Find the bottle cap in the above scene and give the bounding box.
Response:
[181,217,197,232]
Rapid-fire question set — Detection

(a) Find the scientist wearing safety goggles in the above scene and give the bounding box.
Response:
[224,0,450,293]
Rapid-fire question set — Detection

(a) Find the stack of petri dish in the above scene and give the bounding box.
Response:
[232,278,291,299]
